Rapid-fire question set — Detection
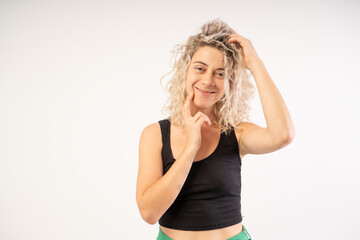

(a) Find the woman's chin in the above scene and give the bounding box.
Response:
[193,100,214,109]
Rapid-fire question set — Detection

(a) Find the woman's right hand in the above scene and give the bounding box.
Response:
[182,92,212,152]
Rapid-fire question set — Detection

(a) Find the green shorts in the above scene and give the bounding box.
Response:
[156,224,252,240]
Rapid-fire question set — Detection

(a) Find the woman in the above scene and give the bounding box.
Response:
[136,19,295,240]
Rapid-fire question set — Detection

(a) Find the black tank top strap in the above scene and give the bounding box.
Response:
[229,126,241,155]
[158,118,173,170]
[158,119,170,146]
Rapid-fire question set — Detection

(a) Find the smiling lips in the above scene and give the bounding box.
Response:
[195,87,216,96]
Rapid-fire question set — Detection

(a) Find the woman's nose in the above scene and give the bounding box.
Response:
[202,72,215,86]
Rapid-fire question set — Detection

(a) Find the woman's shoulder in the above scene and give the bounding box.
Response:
[233,121,253,140]
[141,121,162,135]
[139,121,163,148]
[141,118,171,136]
[234,121,250,131]
[233,120,267,144]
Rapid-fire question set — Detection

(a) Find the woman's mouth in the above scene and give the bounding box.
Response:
[195,87,216,96]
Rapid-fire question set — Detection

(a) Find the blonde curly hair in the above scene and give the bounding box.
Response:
[160,18,255,135]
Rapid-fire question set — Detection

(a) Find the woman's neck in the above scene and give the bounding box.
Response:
[189,103,218,124]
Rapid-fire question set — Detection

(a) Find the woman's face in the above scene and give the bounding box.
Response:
[185,46,226,109]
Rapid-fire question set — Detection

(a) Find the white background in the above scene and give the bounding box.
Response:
[1,0,359,239]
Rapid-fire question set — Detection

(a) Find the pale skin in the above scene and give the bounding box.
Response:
[136,33,295,240]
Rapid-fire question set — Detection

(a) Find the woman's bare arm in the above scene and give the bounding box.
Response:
[227,34,295,156]
[136,93,211,224]
[136,122,197,225]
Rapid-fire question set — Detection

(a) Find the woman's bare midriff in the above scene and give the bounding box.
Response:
[160,222,243,240]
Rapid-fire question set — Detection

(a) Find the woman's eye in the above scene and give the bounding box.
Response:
[195,67,203,71]
[217,72,225,77]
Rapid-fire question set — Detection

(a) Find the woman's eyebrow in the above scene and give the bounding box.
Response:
[193,61,225,71]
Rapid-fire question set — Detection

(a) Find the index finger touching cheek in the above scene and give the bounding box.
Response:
[182,93,193,119]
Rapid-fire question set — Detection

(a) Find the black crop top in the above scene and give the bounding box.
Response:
[158,118,243,231]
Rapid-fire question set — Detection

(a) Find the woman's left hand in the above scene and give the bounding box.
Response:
[227,33,261,71]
